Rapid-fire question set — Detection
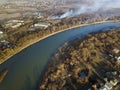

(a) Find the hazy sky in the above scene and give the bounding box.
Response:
[0,0,120,9]
[70,0,120,9]
[94,0,120,8]
[52,0,120,19]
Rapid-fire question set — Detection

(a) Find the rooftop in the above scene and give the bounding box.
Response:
[105,82,113,90]
[113,48,119,54]
[0,31,3,34]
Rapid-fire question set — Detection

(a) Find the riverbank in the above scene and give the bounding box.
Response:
[0,20,120,65]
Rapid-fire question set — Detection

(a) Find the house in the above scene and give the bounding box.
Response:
[114,56,120,63]
[104,77,108,82]
[113,48,119,54]
[112,71,117,76]
[110,78,118,86]
[0,31,3,34]
[32,22,50,29]
[116,56,120,63]
[99,86,107,90]
[106,48,120,63]
[11,23,23,28]
[105,82,113,90]
[0,31,4,39]
[106,71,118,76]
[99,77,118,90]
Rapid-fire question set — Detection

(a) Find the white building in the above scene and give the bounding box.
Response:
[0,31,3,34]
[33,22,50,29]
[113,48,119,54]
[110,78,118,86]
[99,86,107,90]
[7,20,24,23]
[4,20,24,28]
[29,22,51,31]
[105,83,113,90]
[0,31,4,39]
[117,56,120,63]
[11,23,23,28]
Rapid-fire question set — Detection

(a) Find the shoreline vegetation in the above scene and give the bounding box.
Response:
[0,20,120,65]
[39,28,120,90]
[0,69,8,83]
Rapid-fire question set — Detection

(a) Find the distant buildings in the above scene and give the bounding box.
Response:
[99,86,107,90]
[29,22,51,31]
[4,20,24,29]
[33,22,50,29]
[99,78,118,90]
[28,22,51,31]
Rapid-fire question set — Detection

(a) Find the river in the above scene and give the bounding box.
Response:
[0,22,120,90]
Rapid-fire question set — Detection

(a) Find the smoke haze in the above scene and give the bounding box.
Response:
[53,0,120,19]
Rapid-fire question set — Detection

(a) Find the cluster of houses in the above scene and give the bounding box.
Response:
[112,48,120,63]
[98,48,120,90]
[104,44,120,64]
[32,22,50,29]
[88,47,120,90]
[88,70,120,90]
[99,71,120,90]
[107,48,120,63]
[4,20,24,29]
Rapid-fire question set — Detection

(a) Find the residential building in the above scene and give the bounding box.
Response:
[113,48,119,54]
[105,82,113,90]
[110,78,118,86]
[99,86,107,90]
[32,22,50,29]
[116,56,120,63]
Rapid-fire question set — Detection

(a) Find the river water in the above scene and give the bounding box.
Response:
[0,22,120,90]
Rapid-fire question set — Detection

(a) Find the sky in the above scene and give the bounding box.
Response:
[93,0,120,8]
[1,0,119,11]
[69,0,120,9]
[0,0,120,8]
